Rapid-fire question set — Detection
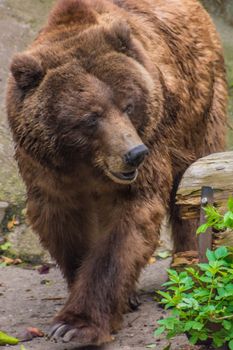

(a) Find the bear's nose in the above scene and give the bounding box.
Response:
[124,144,149,167]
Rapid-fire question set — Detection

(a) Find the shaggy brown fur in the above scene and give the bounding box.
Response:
[6,0,227,346]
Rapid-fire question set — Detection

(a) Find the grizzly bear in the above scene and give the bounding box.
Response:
[6,0,227,347]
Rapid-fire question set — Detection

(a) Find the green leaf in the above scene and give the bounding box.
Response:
[213,334,225,347]
[223,320,232,330]
[196,223,210,234]
[229,327,233,338]
[0,331,19,345]
[191,321,204,331]
[199,275,212,283]
[158,317,179,330]
[157,251,172,259]
[225,284,233,292]
[167,269,178,276]
[184,321,203,331]
[20,346,29,350]
[0,242,11,251]
[215,246,228,260]
[177,298,199,310]
[198,332,208,341]
[146,344,156,348]
[228,197,233,212]
[184,321,194,331]
[198,263,210,271]
[157,291,172,301]
[154,326,165,336]
[229,339,233,350]
[189,334,198,344]
[206,249,216,262]
[193,289,209,298]
[201,304,215,313]
[203,205,223,229]
[224,212,233,228]
[217,287,226,298]
[0,262,7,267]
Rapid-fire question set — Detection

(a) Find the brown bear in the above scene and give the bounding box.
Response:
[6,0,227,347]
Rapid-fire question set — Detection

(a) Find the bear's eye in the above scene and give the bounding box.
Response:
[85,112,99,128]
[124,103,134,116]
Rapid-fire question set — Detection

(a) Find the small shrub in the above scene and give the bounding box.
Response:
[154,246,233,349]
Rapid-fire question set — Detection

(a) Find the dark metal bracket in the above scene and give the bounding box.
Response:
[198,186,214,263]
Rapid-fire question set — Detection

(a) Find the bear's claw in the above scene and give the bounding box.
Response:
[48,322,94,346]
[63,329,80,343]
[49,323,73,340]
[129,293,141,311]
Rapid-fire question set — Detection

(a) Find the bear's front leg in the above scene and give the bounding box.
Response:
[49,197,165,346]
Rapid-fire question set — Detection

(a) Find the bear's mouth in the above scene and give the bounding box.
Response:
[105,169,138,184]
[113,170,138,181]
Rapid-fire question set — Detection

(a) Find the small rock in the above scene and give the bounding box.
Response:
[8,224,53,264]
[38,264,50,274]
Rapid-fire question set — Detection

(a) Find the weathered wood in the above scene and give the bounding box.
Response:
[176,151,233,220]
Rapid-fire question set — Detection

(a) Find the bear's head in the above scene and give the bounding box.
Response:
[7,20,163,185]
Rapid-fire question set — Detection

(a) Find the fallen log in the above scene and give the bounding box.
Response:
[176,151,233,220]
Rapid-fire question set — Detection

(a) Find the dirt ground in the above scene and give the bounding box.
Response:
[0,258,201,350]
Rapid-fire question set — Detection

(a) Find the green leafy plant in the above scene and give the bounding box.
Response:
[0,242,12,267]
[0,242,11,252]
[154,246,233,349]
[197,197,233,234]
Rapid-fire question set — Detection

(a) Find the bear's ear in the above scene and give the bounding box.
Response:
[104,20,132,53]
[10,53,44,90]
